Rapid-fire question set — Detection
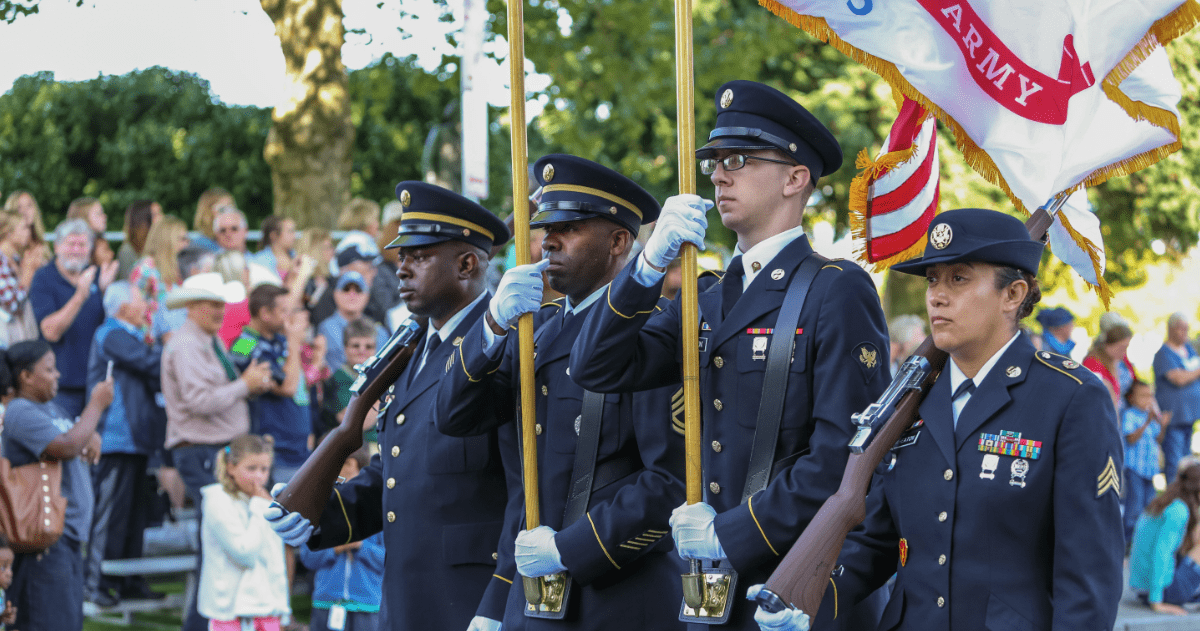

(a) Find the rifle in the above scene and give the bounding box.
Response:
[754,202,1060,618]
[274,318,424,524]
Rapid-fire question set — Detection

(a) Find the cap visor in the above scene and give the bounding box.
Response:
[696,137,776,159]
[530,209,591,228]
[385,233,449,250]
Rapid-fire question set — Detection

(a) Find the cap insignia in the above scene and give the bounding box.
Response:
[399,189,411,207]
[542,163,555,182]
[720,89,734,109]
[462,229,470,236]
[789,143,798,153]
[930,223,953,250]
[609,206,618,215]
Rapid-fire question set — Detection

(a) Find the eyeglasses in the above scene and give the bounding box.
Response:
[699,154,798,175]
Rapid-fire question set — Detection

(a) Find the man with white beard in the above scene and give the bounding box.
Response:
[31,218,119,417]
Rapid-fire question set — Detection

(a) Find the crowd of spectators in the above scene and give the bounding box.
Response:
[0,184,1198,627]
[0,189,403,631]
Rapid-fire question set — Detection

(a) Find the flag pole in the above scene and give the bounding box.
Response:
[674,0,736,621]
[506,0,543,606]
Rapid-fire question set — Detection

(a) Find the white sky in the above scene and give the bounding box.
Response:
[0,0,541,110]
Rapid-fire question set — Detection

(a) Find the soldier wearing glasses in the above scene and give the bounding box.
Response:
[569,80,890,629]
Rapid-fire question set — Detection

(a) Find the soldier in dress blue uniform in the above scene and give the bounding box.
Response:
[265,183,519,631]
[568,80,891,630]
[752,208,1126,631]
[433,155,688,630]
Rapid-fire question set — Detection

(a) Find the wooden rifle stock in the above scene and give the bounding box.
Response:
[274,319,425,525]
[760,207,1056,617]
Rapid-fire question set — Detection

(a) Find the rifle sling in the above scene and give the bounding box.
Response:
[740,253,827,504]
[563,390,607,526]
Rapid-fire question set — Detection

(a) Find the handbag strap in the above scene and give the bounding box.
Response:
[563,390,606,526]
[740,253,827,503]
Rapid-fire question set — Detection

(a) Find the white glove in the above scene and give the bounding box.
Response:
[669,501,726,560]
[515,525,567,577]
[489,258,550,330]
[747,585,811,631]
[466,616,502,631]
[263,482,315,547]
[642,194,711,269]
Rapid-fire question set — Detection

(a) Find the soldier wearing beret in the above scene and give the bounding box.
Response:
[265,183,518,631]
[568,80,891,629]
[433,154,688,630]
[753,208,1125,631]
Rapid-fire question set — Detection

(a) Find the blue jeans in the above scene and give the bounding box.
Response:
[173,444,224,631]
[1163,424,1194,484]
[310,607,381,631]
[1124,470,1156,544]
[1165,557,1200,605]
[12,536,83,631]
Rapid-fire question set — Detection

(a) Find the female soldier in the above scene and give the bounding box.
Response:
[750,207,1124,631]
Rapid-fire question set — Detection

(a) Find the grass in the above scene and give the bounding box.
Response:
[82,580,312,631]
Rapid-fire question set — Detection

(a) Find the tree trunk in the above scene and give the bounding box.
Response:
[260,0,354,229]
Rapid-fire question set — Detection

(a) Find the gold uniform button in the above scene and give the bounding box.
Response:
[938,511,947,522]
[387,511,396,523]
[713,357,724,368]
[535,424,543,435]
[938,554,947,565]
[492,552,499,561]
[541,385,549,396]
[387,478,395,489]
[711,441,722,453]
[943,469,953,481]
[937,596,945,608]
[709,482,721,494]
[396,413,406,425]
[391,446,400,457]
[714,399,723,411]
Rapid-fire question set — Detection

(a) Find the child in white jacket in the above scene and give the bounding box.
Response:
[199,434,290,631]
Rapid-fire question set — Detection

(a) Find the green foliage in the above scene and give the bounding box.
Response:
[347,53,516,215]
[0,67,272,229]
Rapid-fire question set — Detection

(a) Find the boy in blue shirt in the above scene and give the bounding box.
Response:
[230,284,311,483]
[1124,379,1172,541]
[296,449,384,631]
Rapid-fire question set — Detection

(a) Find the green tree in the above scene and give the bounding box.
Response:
[0,68,273,228]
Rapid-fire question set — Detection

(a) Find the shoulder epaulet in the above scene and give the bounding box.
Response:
[1033,350,1084,385]
[821,258,846,271]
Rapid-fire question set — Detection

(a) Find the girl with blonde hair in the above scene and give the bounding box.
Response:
[192,188,235,253]
[200,434,290,631]
[3,190,46,246]
[129,217,190,338]
[0,212,41,344]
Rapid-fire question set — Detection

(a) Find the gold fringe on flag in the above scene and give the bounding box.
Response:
[758,0,1197,303]
[847,144,931,273]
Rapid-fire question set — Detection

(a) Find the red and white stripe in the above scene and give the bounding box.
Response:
[864,99,940,264]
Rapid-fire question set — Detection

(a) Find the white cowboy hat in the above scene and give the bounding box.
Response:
[164,272,247,309]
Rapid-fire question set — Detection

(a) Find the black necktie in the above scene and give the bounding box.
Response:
[722,256,745,318]
[409,334,442,385]
[952,379,976,401]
